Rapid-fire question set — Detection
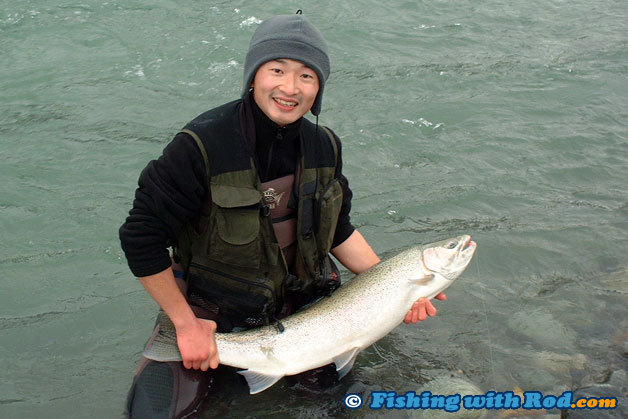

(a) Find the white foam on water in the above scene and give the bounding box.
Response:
[240,16,262,28]
[123,65,145,79]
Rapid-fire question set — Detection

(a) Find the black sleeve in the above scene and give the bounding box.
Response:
[329,130,356,248]
[119,132,207,277]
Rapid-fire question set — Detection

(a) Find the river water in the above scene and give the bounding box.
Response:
[1,1,627,418]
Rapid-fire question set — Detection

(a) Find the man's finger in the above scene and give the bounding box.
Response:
[418,300,427,321]
[409,307,416,323]
[210,353,220,369]
[425,299,437,317]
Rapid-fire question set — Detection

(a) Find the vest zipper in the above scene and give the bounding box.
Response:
[264,140,274,181]
[262,128,283,181]
[191,280,265,310]
[188,262,276,298]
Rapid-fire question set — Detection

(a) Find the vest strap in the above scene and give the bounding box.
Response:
[320,126,339,175]
[180,128,210,186]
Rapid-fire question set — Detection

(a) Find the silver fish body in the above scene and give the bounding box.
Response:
[144,235,476,394]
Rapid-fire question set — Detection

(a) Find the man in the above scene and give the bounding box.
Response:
[120,13,445,418]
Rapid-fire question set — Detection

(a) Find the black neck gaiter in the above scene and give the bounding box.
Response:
[242,92,302,182]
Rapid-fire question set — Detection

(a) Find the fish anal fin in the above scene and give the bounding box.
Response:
[333,347,360,379]
[237,370,283,394]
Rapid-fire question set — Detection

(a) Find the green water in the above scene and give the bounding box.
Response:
[1,0,627,417]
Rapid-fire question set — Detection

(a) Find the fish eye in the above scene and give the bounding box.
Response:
[446,241,457,249]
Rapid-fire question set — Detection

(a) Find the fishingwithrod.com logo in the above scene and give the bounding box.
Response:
[343,390,618,412]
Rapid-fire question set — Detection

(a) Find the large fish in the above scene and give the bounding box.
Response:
[144,235,477,394]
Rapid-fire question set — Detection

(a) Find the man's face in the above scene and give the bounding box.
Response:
[251,58,319,127]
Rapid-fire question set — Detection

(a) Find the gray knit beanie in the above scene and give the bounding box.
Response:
[242,14,330,116]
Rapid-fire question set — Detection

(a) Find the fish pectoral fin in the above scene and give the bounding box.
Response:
[237,370,283,394]
[410,274,435,284]
[333,347,360,380]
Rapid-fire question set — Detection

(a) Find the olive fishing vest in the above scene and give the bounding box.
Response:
[175,100,343,329]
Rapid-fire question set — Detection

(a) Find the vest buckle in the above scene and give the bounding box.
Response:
[285,274,299,291]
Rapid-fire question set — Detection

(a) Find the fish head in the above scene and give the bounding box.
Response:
[422,235,476,282]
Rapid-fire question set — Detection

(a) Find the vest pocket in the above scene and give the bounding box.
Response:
[188,263,276,329]
[209,184,262,268]
[315,178,344,253]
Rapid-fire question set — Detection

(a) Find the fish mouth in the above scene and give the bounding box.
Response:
[457,234,476,259]
[454,235,476,274]
[423,235,477,281]
[460,235,476,255]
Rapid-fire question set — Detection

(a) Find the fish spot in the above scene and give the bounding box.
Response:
[260,345,275,356]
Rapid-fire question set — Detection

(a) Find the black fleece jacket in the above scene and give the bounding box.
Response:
[119,96,355,278]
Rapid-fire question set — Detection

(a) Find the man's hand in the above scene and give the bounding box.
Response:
[175,317,220,371]
[138,269,220,371]
[404,292,447,324]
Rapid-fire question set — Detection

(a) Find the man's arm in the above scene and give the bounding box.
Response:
[121,134,219,370]
[330,230,380,274]
[331,229,445,324]
[120,132,207,279]
[139,268,219,371]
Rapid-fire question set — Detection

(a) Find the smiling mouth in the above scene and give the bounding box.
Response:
[273,97,298,107]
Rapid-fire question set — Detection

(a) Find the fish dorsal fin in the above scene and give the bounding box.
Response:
[238,370,283,394]
[333,347,360,379]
